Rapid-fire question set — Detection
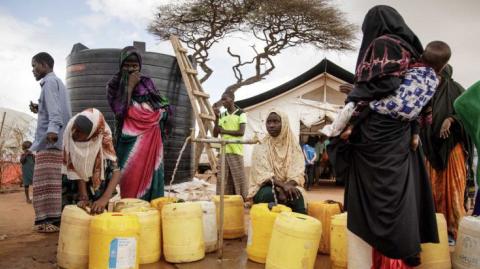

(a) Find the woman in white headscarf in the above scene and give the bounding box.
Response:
[247,109,307,213]
[63,108,120,214]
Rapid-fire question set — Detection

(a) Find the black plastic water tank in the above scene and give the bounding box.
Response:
[66,42,193,183]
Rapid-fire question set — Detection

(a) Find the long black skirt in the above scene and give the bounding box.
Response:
[329,112,438,259]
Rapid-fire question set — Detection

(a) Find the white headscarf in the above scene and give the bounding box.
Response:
[248,109,305,199]
[62,108,116,190]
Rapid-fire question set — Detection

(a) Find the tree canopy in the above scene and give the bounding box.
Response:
[149,0,355,96]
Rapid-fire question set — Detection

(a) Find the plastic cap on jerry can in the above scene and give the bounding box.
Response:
[57,205,93,269]
[162,202,205,263]
[213,195,245,239]
[89,212,140,269]
[119,206,161,265]
[247,203,292,264]
[266,212,322,269]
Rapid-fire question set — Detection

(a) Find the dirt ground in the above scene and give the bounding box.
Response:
[0,181,343,269]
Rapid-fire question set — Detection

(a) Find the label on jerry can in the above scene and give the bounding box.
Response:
[454,234,480,267]
[109,237,137,269]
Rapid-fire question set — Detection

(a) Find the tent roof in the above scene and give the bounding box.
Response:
[236,58,354,109]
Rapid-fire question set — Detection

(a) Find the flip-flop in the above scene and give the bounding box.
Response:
[39,223,60,233]
[32,225,44,232]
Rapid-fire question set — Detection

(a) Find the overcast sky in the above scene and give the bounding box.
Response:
[1,0,479,116]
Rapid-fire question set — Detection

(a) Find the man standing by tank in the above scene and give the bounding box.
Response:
[213,92,248,199]
[30,52,72,233]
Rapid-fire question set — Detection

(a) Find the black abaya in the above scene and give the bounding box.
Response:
[329,5,439,260]
[345,113,438,259]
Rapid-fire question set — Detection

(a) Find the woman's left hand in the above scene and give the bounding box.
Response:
[90,197,109,215]
[440,117,454,139]
[282,183,301,201]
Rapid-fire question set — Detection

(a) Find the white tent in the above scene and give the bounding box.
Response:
[0,107,36,158]
[236,59,354,167]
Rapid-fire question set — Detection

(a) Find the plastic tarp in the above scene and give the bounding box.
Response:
[245,98,341,139]
[165,178,216,201]
[0,162,21,185]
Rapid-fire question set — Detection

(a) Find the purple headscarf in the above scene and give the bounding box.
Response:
[106,46,169,118]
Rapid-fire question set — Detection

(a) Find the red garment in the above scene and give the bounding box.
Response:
[372,249,412,269]
[119,103,164,199]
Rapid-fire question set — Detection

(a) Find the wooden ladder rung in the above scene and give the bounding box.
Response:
[186,68,198,75]
[199,113,216,121]
[171,35,217,173]
[193,90,210,98]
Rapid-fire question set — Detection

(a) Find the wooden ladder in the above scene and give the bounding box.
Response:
[170,35,218,174]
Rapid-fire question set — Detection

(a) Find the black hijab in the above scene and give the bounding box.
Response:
[348,5,424,102]
[356,5,423,68]
[421,65,474,172]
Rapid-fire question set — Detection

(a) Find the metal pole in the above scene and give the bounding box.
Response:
[218,141,226,259]
[189,130,258,260]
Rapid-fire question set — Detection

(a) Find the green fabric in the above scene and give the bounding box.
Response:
[21,155,34,186]
[253,185,306,214]
[219,109,247,155]
[454,80,480,186]
[117,134,137,168]
[315,142,324,159]
[116,133,164,200]
[141,164,164,201]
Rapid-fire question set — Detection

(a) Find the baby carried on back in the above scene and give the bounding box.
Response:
[322,40,451,138]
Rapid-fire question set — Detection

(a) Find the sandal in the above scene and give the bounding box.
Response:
[38,223,60,233]
[32,225,44,232]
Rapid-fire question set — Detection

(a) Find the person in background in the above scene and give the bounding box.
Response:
[247,110,307,214]
[314,135,325,183]
[302,136,317,190]
[63,108,120,215]
[20,141,34,204]
[320,137,333,179]
[421,65,474,243]
[213,91,248,199]
[30,52,72,233]
[107,46,170,201]
[454,81,480,216]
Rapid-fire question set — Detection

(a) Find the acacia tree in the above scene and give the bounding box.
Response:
[149,0,355,97]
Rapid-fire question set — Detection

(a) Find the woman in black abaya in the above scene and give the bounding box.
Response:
[334,5,439,268]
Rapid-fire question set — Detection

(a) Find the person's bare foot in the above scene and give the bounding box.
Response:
[340,126,352,140]
[26,199,32,204]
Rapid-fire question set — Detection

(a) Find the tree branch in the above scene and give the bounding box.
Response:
[149,0,355,94]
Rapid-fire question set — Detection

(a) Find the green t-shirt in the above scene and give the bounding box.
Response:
[219,108,247,155]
